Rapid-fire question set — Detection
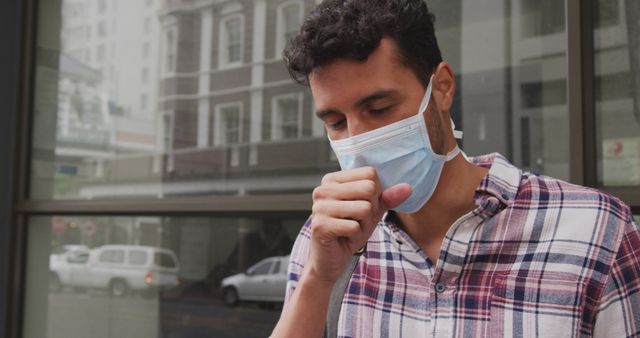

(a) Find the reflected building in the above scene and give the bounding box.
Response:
[156,0,333,198]
[53,0,164,200]
[56,0,640,200]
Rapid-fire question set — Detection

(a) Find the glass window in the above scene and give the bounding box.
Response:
[278,2,303,52]
[142,42,150,58]
[215,103,242,146]
[141,67,149,83]
[595,0,640,186]
[144,17,152,33]
[30,0,326,201]
[24,215,300,338]
[594,0,619,29]
[98,0,106,14]
[520,0,565,37]
[129,250,147,265]
[272,94,301,140]
[154,252,177,268]
[99,249,125,263]
[66,252,89,264]
[250,261,273,275]
[272,260,281,274]
[98,21,107,37]
[220,15,243,66]
[164,28,177,74]
[430,0,569,179]
[283,4,301,43]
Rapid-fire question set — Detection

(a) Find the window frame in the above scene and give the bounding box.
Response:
[2,1,640,337]
[271,92,303,141]
[218,13,244,69]
[276,1,303,55]
[213,101,244,147]
[162,17,178,77]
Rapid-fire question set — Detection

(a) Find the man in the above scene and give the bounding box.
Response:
[272,0,640,337]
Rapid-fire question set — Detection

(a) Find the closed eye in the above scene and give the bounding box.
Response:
[370,106,391,115]
[328,119,346,130]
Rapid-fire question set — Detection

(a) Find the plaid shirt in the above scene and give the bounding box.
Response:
[285,153,640,338]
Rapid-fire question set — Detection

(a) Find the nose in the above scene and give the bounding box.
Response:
[346,117,373,138]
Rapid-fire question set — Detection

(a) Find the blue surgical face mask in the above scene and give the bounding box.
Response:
[328,76,462,213]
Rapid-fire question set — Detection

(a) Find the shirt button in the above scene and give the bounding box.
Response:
[435,282,446,293]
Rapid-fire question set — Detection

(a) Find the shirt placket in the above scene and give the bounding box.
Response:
[430,211,485,338]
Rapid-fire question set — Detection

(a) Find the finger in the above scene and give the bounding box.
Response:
[311,216,362,242]
[312,200,375,222]
[379,183,412,211]
[312,179,379,202]
[321,167,378,185]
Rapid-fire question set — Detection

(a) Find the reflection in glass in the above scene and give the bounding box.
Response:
[24,215,301,338]
[221,256,289,306]
[595,0,640,186]
[31,0,331,201]
[431,0,569,179]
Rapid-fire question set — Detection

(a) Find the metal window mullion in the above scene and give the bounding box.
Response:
[566,0,596,187]
[10,0,38,336]
[15,194,313,215]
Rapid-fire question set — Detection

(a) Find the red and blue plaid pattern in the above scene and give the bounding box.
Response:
[285,153,640,337]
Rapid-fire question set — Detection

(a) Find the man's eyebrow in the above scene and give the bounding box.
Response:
[314,89,399,119]
[315,108,341,119]
[353,89,398,109]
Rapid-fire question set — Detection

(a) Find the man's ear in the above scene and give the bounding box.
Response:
[431,62,455,116]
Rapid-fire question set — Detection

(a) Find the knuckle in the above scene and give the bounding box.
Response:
[321,172,336,185]
[354,201,374,219]
[312,186,325,201]
[311,200,325,216]
[310,214,325,229]
[363,180,377,196]
[362,167,377,179]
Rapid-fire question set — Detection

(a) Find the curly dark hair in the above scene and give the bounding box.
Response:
[283,0,442,88]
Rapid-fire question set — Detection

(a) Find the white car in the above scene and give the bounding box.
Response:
[221,255,289,306]
[50,245,180,297]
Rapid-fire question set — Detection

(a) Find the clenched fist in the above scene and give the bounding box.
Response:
[305,166,412,284]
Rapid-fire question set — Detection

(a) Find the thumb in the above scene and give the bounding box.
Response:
[380,183,412,211]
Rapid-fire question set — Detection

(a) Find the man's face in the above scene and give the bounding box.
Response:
[310,38,438,144]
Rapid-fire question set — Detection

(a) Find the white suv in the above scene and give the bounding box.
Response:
[221,255,289,306]
[50,245,180,297]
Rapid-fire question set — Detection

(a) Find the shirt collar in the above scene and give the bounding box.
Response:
[470,152,522,207]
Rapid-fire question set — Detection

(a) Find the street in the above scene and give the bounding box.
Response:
[47,291,280,338]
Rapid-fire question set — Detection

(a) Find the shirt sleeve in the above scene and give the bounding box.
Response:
[284,217,312,305]
[593,216,640,338]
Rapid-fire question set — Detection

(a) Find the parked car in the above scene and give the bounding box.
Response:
[49,245,89,264]
[50,245,180,297]
[221,255,289,306]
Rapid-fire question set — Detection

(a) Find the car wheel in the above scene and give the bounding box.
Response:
[110,279,129,298]
[222,287,238,306]
[49,273,62,293]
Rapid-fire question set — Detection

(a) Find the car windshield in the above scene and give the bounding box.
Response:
[67,252,89,264]
[154,252,176,268]
[249,261,272,275]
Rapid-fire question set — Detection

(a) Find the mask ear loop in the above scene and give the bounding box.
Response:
[421,76,463,140]
[451,119,463,139]
[417,76,434,116]
[449,118,472,162]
